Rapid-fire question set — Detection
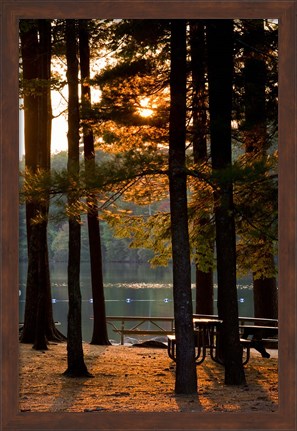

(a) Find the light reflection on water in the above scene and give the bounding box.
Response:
[19,262,253,343]
[104,282,174,289]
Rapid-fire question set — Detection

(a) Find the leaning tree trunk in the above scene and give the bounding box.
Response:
[243,19,278,320]
[169,19,197,395]
[63,19,92,377]
[206,19,246,385]
[190,20,214,315]
[79,19,110,345]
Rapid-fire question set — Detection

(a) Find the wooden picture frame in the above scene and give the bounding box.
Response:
[1,1,296,429]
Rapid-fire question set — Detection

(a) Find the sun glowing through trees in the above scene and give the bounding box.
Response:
[138,97,155,117]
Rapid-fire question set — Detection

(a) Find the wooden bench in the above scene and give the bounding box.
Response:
[239,325,278,337]
[167,334,177,361]
[262,338,278,349]
[106,316,175,345]
[113,329,174,338]
[239,324,278,353]
[240,338,251,365]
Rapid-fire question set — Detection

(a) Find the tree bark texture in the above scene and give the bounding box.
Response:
[243,19,278,320]
[207,20,246,385]
[195,269,214,315]
[243,19,267,154]
[20,19,65,346]
[169,19,197,395]
[64,19,92,377]
[79,20,111,345]
[190,21,214,315]
[253,275,278,319]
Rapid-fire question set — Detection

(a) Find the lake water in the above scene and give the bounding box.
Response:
[19,262,254,343]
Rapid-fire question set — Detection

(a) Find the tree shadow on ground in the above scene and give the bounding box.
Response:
[49,344,109,412]
[199,355,278,412]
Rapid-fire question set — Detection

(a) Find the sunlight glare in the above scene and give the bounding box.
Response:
[138,97,154,118]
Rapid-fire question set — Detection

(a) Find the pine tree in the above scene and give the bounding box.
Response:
[20,19,66,347]
[169,19,197,394]
[206,19,246,385]
[242,19,278,320]
[190,20,214,315]
[79,19,111,345]
[63,19,92,377]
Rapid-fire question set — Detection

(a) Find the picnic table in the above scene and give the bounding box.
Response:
[239,324,278,358]
[194,313,278,351]
[239,324,278,339]
[168,318,226,365]
[167,318,257,366]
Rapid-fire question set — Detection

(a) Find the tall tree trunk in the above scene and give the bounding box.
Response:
[20,19,65,347]
[33,19,54,350]
[253,275,278,318]
[32,222,48,350]
[78,19,111,345]
[169,19,197,395]
[243,19,278,320]
[206,20,246,385]
[39,20,66,343]
[63,19,92,377]
[20,21,40,344]
[190,21,214,315]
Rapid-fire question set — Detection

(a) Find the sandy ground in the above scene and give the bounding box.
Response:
[19,341,278,413]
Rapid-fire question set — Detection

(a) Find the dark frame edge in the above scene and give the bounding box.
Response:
[0,1,296,430]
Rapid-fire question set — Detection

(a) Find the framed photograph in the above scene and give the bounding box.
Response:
[1,1,296,430]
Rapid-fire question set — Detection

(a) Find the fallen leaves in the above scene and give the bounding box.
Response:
[19,342,278,412]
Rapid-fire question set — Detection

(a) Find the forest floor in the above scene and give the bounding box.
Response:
[19,341,278,413]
